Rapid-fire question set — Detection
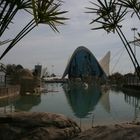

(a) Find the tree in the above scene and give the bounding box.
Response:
[109,72,124,85]
[86,0,140,79]
[0,0,68,59]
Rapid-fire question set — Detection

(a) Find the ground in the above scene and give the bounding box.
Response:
[72,122,140,140]
[0,112,140,140]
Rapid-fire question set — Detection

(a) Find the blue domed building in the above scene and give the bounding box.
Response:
[62,46,107,84]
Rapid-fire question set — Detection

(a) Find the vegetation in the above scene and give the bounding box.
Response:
[6,64,40,94]
[108,71,139,87]
[6,64,29,84]
[0,0,68,59]
[86,0,140,79]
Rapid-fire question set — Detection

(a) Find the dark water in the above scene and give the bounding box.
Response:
[1,83,140,130]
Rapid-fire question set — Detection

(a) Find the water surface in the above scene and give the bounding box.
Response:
[1,83,140,130]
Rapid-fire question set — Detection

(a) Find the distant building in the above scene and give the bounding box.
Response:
[62,46,109,83]
[34,65,42,78]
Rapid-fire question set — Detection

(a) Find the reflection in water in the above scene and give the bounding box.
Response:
[12,79,41,111]
[1,83,140,129]
[0,96,19,108]
[0,96,19,113]
[124,91,140,121]
[14,95,41,111]
[100,90,110,113]
[63,84,102,118]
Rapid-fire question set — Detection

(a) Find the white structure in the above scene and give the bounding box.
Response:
[99,51,111,76]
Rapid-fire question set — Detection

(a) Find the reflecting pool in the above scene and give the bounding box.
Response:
[1,83,140,130]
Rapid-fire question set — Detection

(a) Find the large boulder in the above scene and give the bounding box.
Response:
[0,112,81,140]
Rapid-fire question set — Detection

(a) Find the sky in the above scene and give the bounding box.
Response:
[1,0,140,76]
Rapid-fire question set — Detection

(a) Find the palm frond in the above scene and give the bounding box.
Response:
[87,0,140,79]
[87,0,128,33]
[0,39,12,46]
[31,0,68,32]
[0,0,32,36]
[0,0,68,59]
[91,26,105,30]
[117,0,140,19]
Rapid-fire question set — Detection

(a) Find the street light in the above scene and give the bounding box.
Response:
[131,27,138,75]
[131,27,138,61]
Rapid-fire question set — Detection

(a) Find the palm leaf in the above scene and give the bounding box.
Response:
[0,0,68,59]
[91,26,105,30]
[31,0,38,24]
[0,39,12,46]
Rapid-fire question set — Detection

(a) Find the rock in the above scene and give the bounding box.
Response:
[0,112,81,140]
[72,123,140,140]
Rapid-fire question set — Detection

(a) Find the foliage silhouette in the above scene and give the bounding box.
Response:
[87,0,140,78]
[0,0,68,59]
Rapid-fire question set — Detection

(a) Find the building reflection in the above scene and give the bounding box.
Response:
[14,95,41,111]
[63,84,102,118]
[63,83,112,129]
[100,90,110,113]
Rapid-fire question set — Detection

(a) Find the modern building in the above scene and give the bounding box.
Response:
[34,64,42,78]
[62,46,110,83]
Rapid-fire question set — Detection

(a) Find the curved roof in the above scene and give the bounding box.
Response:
[62,46,106,79]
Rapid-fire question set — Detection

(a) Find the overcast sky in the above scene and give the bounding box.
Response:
[1,0,140,75]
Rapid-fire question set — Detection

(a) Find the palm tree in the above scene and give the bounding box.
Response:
[0,0,32,36]
[117,0,140,20]
[0,0,68,59]
[86,0,140,79]
[117,0,140,47]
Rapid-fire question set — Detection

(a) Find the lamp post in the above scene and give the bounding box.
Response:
[131,27,138,73]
